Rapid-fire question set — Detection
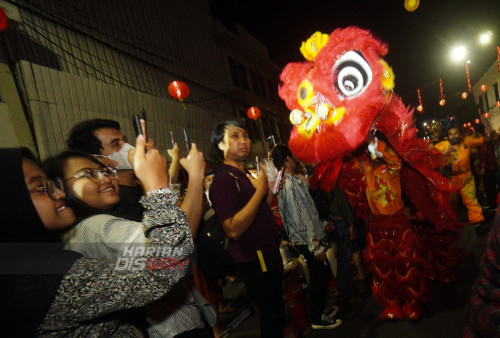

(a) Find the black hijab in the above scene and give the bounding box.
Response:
[0,148,81,337]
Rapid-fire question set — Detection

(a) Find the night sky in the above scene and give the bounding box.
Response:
[210,0,500,125]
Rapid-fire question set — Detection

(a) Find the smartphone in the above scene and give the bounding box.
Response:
[183,128,190,152]
[273,167,285,194]
[133,114,143,137]
[266,135,276,150]
[256,156,260,175]
[170,131,175,148]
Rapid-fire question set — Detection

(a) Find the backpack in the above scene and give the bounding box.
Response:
[196,207,233,280]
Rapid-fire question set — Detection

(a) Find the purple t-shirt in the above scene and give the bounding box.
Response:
[209,164,281,263]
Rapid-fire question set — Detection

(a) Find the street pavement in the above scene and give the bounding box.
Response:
[219,209,495,338]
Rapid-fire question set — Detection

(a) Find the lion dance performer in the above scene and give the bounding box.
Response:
[278,27,465,320]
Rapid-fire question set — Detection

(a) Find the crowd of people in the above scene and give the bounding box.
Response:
[2,116,500,337]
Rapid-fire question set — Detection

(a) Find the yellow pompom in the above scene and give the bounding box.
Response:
[297,80,315,109]
[300,32,329,62]
[379,60,395,93]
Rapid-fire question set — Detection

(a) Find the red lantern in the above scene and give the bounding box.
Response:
[168,81,190,102]
[461,92,468,99]
[485,112,490,118]
[247,106,261,120]
[416,105,423,113]
[475,118,480,124]
[463,123,467,128]
[481,84,488,92]
[439,99,446,106]
[496,100,500,107]
[467,122,472,127]
[0,7,7,32]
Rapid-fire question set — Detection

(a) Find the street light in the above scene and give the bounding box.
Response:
[450,45,467,62]
[479,31,492,45]
[423,122,427,127]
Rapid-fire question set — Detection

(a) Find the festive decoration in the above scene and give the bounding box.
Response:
[168,81,190,102]
[467,122,472,127]
[247,106,261,120]
[279,27,462,321]
[463,123,467,128]
[0,7,7,32]
[481,84,488,92]
[496,100,500,107]
[404,0,420,12]
[497,46,500,73]
[461,92,468,100]
[485,112,490,118]
[465,64,472,93]
[438,78,446,106]
[475,118,480,124]
[416,89,423,113]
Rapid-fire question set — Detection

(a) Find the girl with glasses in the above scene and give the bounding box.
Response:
[0,135,194,336]
[43,137,207,337]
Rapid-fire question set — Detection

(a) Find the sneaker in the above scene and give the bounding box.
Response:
[323,305,339,319]
[311,315,342,329]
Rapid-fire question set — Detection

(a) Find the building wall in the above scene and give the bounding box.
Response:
[473,61,500,132]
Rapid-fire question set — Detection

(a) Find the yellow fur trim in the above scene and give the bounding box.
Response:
[379,60,395,93]
[300,32,329,62]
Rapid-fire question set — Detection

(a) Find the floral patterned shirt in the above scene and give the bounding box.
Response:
[37,192,194,337]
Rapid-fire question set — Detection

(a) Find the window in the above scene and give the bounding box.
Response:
[228,58,249,90]
[478,96,484,114]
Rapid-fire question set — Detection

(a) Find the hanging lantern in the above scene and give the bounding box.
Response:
[247,106,261,120]
[416,89,423,113]
[496,100,500,107]
[404,0,420,12]
[485,112,490,118]
[475,118,480,124]
[0,7,7,32]
[439,78,446,106]
[463,123,467,128]
[481,84,488,92]
[467,122,472,127]
[465,64,472,93]
[461,92,468,99]
[168,81,190,102]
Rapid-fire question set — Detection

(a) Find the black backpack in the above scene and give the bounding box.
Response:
[196,208,233,280]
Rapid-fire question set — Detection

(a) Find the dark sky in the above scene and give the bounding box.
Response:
[210,0,500,124]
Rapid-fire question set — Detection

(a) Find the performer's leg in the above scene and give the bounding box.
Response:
[460,174,484,224]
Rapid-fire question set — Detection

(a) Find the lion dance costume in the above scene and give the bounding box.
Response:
[278,27,465,320]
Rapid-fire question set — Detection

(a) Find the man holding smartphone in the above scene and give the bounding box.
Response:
[209,120,285,337]
[66,118,180,221]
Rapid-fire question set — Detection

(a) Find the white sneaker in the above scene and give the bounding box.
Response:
[324,305,339,319]
[311,315,342,330]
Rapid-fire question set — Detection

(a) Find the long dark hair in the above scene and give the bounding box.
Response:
[43,150,118,221]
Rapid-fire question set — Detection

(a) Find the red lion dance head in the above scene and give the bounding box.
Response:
[279,26,395,164]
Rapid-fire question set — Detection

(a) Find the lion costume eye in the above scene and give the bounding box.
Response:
[333,51,372,99]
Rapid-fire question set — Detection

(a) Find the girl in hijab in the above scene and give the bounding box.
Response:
[0,134,193,337]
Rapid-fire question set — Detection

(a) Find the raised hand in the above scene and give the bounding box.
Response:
[132,135,169,193]
[179,143,205,181]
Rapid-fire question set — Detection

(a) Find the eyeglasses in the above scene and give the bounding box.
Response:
[64,167,118,183]
[28,178,64,200]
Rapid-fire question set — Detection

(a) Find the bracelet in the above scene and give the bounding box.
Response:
[145,186,171,197]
